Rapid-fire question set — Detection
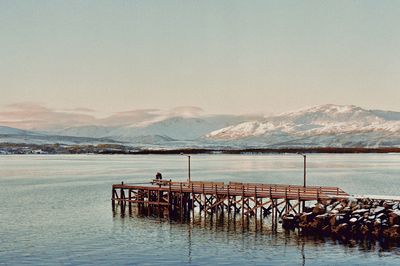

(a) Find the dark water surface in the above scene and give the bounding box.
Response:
[1,154,400,265]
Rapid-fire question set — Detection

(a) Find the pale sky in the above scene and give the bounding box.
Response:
[1,0,400,117]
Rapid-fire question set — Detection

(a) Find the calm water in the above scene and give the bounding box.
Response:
[1,154,400,265]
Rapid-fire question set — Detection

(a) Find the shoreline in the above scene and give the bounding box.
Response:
[1,142,400,155]
[127,147,400,155]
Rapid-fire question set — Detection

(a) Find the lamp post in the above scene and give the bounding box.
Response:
[297,153,307,187]
[180,153,191,183]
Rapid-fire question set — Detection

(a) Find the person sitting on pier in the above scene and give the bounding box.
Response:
[155,172,162,180]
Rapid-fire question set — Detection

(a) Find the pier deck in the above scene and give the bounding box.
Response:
[111,180,349,223]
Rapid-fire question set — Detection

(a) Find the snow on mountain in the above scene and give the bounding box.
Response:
[1,104,400,148]
[206,121,277,139]
[205,104,400,147]
[53,115,253,143]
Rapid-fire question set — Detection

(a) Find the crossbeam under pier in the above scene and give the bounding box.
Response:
[111,180,349,227]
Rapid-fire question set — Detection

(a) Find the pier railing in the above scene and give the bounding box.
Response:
[114,180,348,201]
[111,179,351,229]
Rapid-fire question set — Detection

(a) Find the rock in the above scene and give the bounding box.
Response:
[347,198,358,208]
[384,201,395,209]
[303,206,313,213]
[336,215,346,224]
[373,206,385,214]
[371,227,381,238]
[352,208,369,215]
[332,223,349,235]
[282,215,296,229]
[388,212,399,226]
[312,203,325,215]
[349,217,358,223]
[295,198,400,242]
[343,206,352,213]
[330,209,339,215]
[360,224,369,235]
[383,225,400,240]
[316,213,329,219]
[376,213,386,220]
[326,201,341,212]
[300,212,314,223]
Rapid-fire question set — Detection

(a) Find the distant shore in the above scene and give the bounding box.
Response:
[1,143,400,155]
[129,147,400,155]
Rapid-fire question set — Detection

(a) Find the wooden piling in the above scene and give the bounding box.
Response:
[111,180,349,230]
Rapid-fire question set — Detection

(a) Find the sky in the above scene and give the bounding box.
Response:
[1,0,400,119]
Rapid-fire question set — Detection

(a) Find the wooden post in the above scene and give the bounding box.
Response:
[168,182,172,217]
[180,183,183,220]
[157,188,161,217]
[285,187,288,215]
[259,197,263,226]
[254,186,257,229]
[227,185,231,215]
[269,186,272,199]
[241,185,245,226]
[215,184,218,215]
[271,198,275,227]
[120,187,126,213]
[147,189,150,216]
[128,188,132,213]
[298,188,301,213]
[203,184,207,220]
[274,199,278,227]
[191,184,195,222]
[111,187,115,210]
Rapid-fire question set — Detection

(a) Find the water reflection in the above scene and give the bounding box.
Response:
[113,205,400,263]
[2,154,400,265]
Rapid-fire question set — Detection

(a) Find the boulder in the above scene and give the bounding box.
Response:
[300,212,314,223]
[383,225,400,240]
[312,203,325,215]
[388,212,399,226]
[373,206,385,214]
[352,208,369,215]
[332,223,349,236]
[282,215,296,229]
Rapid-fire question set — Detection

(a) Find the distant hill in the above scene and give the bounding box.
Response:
[0,125,120,145]
[1,104,400,148]
[205,104,400,148]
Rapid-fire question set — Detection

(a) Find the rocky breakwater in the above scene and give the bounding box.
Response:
[282,198,400,241]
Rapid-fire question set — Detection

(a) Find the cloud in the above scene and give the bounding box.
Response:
[100,109,160,127]
[64,107,96,113]
[166,106,204,117]
[0,103,206,130]
[0,102,97,130]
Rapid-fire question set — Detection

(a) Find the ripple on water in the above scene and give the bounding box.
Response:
[1,154,400,265]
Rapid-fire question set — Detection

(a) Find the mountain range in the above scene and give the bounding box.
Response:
[1,104,400,148]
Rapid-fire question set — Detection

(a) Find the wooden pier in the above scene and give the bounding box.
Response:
[111,180,349,226]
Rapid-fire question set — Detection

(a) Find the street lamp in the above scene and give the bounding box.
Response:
[297,153,307,187]
[180,153,191,183]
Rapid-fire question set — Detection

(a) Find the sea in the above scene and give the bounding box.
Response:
[1,154,400,265]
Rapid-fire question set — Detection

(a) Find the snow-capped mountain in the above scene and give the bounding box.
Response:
[52,115,253,143]
[205,104,400,147]
[1,104,399,148]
